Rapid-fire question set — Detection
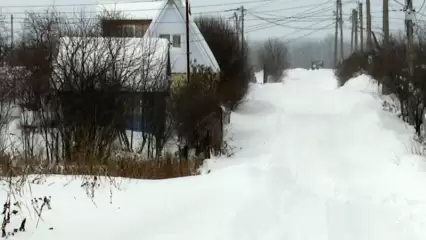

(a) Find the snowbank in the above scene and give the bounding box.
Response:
[3,68,426,240]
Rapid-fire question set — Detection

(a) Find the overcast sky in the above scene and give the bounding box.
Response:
[0,0,424,42]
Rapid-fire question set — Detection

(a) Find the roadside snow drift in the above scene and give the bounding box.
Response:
[5,69,426,240]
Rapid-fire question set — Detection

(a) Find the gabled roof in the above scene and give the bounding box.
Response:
[146,0,220,72]
[97,0,220,72]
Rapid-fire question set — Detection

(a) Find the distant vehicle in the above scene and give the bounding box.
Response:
[311,60,324,70]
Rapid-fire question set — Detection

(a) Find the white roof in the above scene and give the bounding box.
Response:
[54,37,169,91]
[97,1,164,20]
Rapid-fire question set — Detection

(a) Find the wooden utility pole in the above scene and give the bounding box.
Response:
[241,6,245,52]
[234,12,240,32]
[185,0,190,83]
[10,14,13,49]
[354,9,358,51]
[339,0,344,61]
[405,0,414,76]
[383,0,389,57]
[366,0,372,51]
[359,2,364,52]
[334,0,339,66]
[350,11,354,52]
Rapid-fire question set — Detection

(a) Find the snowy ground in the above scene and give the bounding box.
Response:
[3,68,426,239]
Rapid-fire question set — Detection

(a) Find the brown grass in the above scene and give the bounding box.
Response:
[0,153,202,180]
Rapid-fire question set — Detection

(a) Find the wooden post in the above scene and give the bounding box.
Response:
[366,0,372,51]
[359,2,364,52]
[339,0,344,61]
[185,0,190,83]
[354,9,358,51]
[350,11,354,53]
[334,0,339,66]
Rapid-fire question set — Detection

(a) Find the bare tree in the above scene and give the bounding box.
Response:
[171,64,222,160]
[258,38,290,83]
[12,9,170,165]
[0,14,8,67]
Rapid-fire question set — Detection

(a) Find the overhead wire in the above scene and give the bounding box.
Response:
[244,3,335,33]
[284,22,336,44]
[0,0,273,9]
[247,12,333,30]
[419,0,426,12]
[4,0,343,47]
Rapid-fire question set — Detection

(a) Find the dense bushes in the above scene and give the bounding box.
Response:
[171,65,222,159]
[335,51,370,86]
[195,16,252,110]
[336,37,426,138]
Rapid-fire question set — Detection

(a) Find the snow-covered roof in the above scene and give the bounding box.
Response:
[97,1,164,20]
[54,36,169,91]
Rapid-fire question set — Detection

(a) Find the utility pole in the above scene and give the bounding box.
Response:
[350,11,354,53]
[405,0,414,76]
[350,10,355,53]
[334,0,339,66]
[234,12,240,32]
[10,14,13,49]
[241,6,245,52]
[339,0,344,61]
[359,2,364,52]
[366,0,372,51]
[354,9,358,51]
[185,0,190,83]
[383,0,389,58]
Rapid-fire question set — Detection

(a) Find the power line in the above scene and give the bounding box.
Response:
[0,0,273,9]
[0,1,334,17]
[250,20,335,47]
[419,0,426,12]
[393,0,405,7]
[249,0,333,13]
[283,22,336,43]
[247,12,333,30]
[245,4,335,33]
[246,0,290,11]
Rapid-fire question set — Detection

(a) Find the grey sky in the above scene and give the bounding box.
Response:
[0,0,423,42]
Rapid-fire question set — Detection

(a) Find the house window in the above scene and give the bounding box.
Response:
[122,25,136,37]
[172,35,181,48]
[159,34,170,42]
[135,25,144,37]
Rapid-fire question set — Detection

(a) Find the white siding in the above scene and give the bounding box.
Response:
[148,3,217,73]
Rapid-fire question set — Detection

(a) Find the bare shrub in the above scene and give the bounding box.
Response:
[258,38,290,82]
[171,65,223,160]
[335,51,370,86]
[363,36,426,137]
[11,10,170,165]
[195,16,252,110]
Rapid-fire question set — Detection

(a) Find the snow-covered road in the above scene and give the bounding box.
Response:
[208,69,426,239]
[8,69,426,240]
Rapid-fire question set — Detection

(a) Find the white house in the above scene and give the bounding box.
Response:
[98,0,220,74]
